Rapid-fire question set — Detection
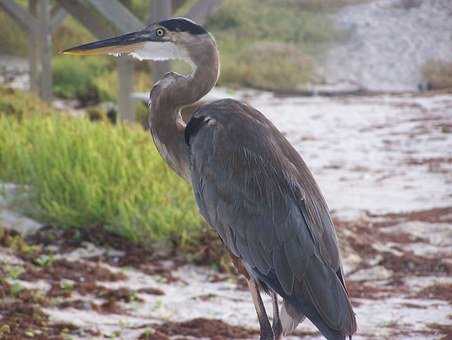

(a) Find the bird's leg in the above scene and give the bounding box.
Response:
[248,279,274,340]
[271,293,283,340]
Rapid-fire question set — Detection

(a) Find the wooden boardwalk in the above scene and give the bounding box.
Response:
[0,0,222,120]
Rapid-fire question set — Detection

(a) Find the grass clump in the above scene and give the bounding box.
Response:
[282,0,371,12]
[52,17,94,54]
[0,0,345,95]
[0,10,28,56]
[206,0,342,89]
[232,42,314,91]
[0,87,55,119]
[0,88,201,246]
[0,9,93,58]
[422,60,452,90]
[52,56,116,104]
[0,0,344,96]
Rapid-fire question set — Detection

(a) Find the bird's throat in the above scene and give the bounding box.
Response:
[148,38,220,181]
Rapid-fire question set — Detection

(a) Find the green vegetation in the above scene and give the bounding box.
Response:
[51,17,118,103]
[0,0,347,254]
[422,60,452,90]
[280,0,371,12]
[206,0,343,90]
[0,10,28,56]
[0,88,202,246]
[0,87,55,119]
[53,56,116,103]
[52,16,94,54]
[0,0,343,97]
[222,42,315,91]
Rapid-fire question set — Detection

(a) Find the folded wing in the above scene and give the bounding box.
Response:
[186,99,356,337]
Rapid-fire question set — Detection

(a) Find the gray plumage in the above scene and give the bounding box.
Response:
[63,17,357,340]
[187,99,356,339]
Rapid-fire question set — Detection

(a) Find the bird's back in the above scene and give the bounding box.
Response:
[185,98,356,339]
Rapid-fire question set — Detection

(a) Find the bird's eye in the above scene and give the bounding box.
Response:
[156,28,165,37]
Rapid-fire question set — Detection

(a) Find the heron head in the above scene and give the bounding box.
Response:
[62,17,213,66]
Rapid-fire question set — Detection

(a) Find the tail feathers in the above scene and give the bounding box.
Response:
[285,255,356,340]
[301,255,357,336]
[280,299,305,335]
[291,299,347,340]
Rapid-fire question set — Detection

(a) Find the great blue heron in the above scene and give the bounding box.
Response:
[63,17,357,340]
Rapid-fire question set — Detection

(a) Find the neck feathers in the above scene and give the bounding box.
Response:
[148,35,219,180]
[151,36,219,111]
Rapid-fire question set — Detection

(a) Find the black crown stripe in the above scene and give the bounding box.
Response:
[158,17,207,35]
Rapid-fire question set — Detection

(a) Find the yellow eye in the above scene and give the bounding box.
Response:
[156,28,165,37]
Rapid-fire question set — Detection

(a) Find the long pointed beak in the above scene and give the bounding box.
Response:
[61,29,151,56]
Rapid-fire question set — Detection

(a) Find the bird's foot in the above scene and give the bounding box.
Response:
[259,328,282,340]
[259,332,274,340]
[271,292,283,340]
[272,322,283,340]
[259,324,275,340]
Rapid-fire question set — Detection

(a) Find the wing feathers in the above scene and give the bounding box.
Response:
[273,243,295,295]
[188,99,356,337]
[304,255,356,333]
[284,237,310,281]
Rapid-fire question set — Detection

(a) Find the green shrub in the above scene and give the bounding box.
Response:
[422,60,452,90]
[52,17,94,54]
[0,11,28,56]
[0,87,55,119]
[207,0,341,50]
[92,70,118,103]
[207,0,341,89]
[85,103,117,124]
[279,0,371,12]
[0,88,201,246]
[135,101,149,128]
[225,42,314,91]
[0,0,344,95]
[0,10,92,57]
[118,0,151,21]
[52,56,115,104]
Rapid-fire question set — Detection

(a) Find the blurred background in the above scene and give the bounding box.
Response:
[0,0,451,339]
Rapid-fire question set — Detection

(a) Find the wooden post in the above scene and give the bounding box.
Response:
[49,5,68,33]
[149,0,172,81]
[28,0,39,94]
[58,0,142,122]
[1,0,66,100]
[118,56,135,122]
[172,0,186,12]
[185,0,223,24]
[37,0,52,101]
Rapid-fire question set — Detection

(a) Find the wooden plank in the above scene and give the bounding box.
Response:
[87,0,142,32]
[57,0,142,122]
[28,0,39,94]
[0,0,37,32]
[56,0,117,38]
[37,0,53,101]
[149,0,172,24]
[58,0,143,36]
[83,0,143,122]
[117,56,135,121]
[50,5,68,33]
[172,0,187,12]
[185,0,222,25]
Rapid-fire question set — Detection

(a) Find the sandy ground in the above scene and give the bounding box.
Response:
[1,89,451,339]
[324,0,452,91]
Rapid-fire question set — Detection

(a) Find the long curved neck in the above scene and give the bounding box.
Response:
[148,37,219,180]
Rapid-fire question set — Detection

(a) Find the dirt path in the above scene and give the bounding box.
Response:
[1,90,451,339]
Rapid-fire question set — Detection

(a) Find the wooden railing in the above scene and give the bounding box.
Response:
[0,0,222,121]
